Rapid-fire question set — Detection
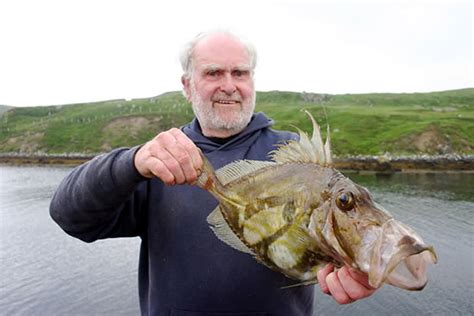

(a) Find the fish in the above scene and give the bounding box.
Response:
[196,110,437,290]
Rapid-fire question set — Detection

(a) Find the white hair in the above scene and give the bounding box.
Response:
[179,29,258,81]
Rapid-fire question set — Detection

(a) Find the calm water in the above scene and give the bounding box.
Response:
[0,165,473,315]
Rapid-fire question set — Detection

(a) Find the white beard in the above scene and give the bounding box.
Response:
[189,80,256,136]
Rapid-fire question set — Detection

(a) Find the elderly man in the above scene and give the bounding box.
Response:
[50,31,375,315]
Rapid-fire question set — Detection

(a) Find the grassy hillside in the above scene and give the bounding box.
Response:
[1,89,473,156]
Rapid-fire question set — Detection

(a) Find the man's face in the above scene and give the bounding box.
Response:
[183,34,256,138]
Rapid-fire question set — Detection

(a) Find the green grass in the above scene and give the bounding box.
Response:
[1,89,473,156]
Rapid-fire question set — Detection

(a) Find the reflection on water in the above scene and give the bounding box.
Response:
[1,165,473,315]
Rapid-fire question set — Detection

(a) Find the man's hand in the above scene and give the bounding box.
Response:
[317,263,376,304]
[134,128,203,185]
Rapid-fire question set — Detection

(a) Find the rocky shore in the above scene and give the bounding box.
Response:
[0,153,97,166]
[334,154,474,172]
[1,153,473,172]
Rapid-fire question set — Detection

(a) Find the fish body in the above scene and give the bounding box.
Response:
[196,111,437,290]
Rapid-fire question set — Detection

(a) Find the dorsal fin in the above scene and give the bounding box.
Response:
[216,160,276,185]
[269,110,332,166]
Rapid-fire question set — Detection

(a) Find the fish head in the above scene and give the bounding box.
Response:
[312,174,437,290]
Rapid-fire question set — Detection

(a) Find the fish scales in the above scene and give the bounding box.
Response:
[203,161,331,281]
[220,163,335,280]
[196,111,437,290]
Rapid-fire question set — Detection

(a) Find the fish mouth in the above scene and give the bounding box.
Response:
[368,219,437,290]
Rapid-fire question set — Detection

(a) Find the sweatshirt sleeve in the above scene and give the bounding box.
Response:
[49,146,149,242]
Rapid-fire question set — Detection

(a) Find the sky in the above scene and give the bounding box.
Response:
[0,0,472,107]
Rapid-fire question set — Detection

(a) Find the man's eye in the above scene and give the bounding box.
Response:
[232,70,249,77]
[207,70,221,77]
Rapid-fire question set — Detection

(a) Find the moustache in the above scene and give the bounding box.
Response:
[211,93,242,103]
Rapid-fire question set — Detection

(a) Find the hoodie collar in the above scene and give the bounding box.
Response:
[181,112,273,153]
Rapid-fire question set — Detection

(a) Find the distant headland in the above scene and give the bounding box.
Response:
[1,89,473,172]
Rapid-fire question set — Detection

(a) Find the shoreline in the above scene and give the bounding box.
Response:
[1,153,473,173]
[334,155,474,172]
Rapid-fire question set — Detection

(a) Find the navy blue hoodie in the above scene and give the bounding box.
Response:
[50,112,316,315]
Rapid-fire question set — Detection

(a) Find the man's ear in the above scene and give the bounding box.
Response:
[181,75,191,102]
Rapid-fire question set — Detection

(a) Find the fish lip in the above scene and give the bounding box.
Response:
[368,219,437,290]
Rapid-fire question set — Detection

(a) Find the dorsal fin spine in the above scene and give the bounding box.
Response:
[269,110,332,166]
[324,124,332,165]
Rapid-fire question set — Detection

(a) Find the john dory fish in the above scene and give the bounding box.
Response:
[196,111,437,290]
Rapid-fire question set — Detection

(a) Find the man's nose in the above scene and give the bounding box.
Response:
[219,74,237,95]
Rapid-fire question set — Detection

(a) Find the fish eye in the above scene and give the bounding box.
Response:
[336,192,355,211]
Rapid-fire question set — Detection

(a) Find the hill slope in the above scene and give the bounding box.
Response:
[1,89,473,156]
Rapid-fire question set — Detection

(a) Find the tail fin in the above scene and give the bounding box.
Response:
[195,152,223,194]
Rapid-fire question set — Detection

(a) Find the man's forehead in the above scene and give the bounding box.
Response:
[192,47,251,69]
